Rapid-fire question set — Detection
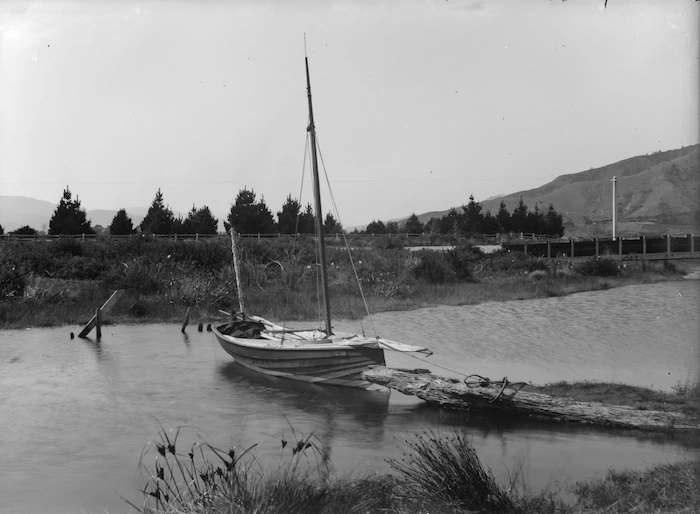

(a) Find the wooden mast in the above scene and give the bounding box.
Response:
[305,57,332,336]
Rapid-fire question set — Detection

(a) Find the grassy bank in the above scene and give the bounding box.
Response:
[134,427,699,514]
[0,236,691,329]
[530,380,700,425]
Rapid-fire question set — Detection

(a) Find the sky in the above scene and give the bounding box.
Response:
[1,0,698,228]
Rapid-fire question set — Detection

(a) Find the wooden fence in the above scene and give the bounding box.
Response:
[503,234,699,260]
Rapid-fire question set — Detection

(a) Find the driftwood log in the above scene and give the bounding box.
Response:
[361,367,699,432]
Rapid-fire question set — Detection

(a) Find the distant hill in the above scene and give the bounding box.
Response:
[0,196,146,233]
[405,145,700,237]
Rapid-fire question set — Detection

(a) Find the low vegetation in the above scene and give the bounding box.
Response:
[531,380,700,423]
[0,236,689,328]
[134,426,699,513]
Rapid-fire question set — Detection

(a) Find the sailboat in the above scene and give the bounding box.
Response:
[212,57,431,389]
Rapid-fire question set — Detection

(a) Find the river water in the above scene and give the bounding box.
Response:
[1,279,699,513]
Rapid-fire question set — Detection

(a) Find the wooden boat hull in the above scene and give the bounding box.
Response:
[213,325,387,390]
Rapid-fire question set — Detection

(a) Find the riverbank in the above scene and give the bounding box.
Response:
[136,426,699,514]
[0,237,693,329]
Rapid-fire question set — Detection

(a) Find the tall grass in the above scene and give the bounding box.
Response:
[135,425,395,514]
[0,237,687,328]
[388,430,516,513]
[572,459,700,513]
[135,427,576,514]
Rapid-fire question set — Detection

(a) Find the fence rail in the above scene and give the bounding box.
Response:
[503,234,699,260]
[1,232,697,260]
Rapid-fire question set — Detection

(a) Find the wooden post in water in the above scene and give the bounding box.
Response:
[547,240,551,259]
[642,235,646,258]
[181,306,191,333]
[95,308,102,340]
[691,234,695,257]
[78,290,123,338]
[594,238,599,258]
[667,234,671,258]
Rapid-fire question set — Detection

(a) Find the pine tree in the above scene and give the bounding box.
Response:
[140,189,176,234]
[224,188,276,234]
[182,205,218,234]
[109,209,135,236]
[298,204,315,234]
[365,219,388,234]
[510,197,529,233]
[403,213,424,234]
[277,195,302,234]
[48,187,95,235]
[323,213,342,234]
[544,204,565,237]
[496,200,511,233]
[461,195,484,234]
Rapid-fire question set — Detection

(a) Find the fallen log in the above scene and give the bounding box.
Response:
[361,366,699,432]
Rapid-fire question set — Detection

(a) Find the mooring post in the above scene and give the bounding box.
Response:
[95,308,102,340]
[181,306,191,333]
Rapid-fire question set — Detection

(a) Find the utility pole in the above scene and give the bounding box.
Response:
[611,176,617,241]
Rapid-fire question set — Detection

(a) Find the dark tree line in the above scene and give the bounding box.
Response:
[5,187,562,239]
[223,188,341,235]
[362,196,564,237]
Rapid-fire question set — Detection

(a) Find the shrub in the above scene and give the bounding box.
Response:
[412,250,456,283]
[445,242,481,281]
[0,260,26,300]
[577,257,620,277]
[482,250,549,274]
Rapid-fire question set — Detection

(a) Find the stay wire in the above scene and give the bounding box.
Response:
[314,135,377,338]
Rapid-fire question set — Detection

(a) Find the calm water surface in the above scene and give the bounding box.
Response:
[1,279,699,513]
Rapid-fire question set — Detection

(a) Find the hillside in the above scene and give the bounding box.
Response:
[410,145,700,238]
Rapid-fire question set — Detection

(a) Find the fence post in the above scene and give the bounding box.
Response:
[570,238,574,262]
[174,233,178,241]
[524,241,527,256]
[547,240,551,259]
[82,233,85,242]
[196,233,199,242]
[642,235,646,259]
[618,236,622,260]
[666,235,671,257]
[691,234,695,257]
[595,238,599,258]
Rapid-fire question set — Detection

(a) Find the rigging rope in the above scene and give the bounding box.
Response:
[314,135,378,338]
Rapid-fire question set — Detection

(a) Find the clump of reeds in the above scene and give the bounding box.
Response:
[388,429,516,513]
[133,424,397,514]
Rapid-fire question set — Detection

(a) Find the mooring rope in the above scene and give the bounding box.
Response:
[463,374,528,403]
